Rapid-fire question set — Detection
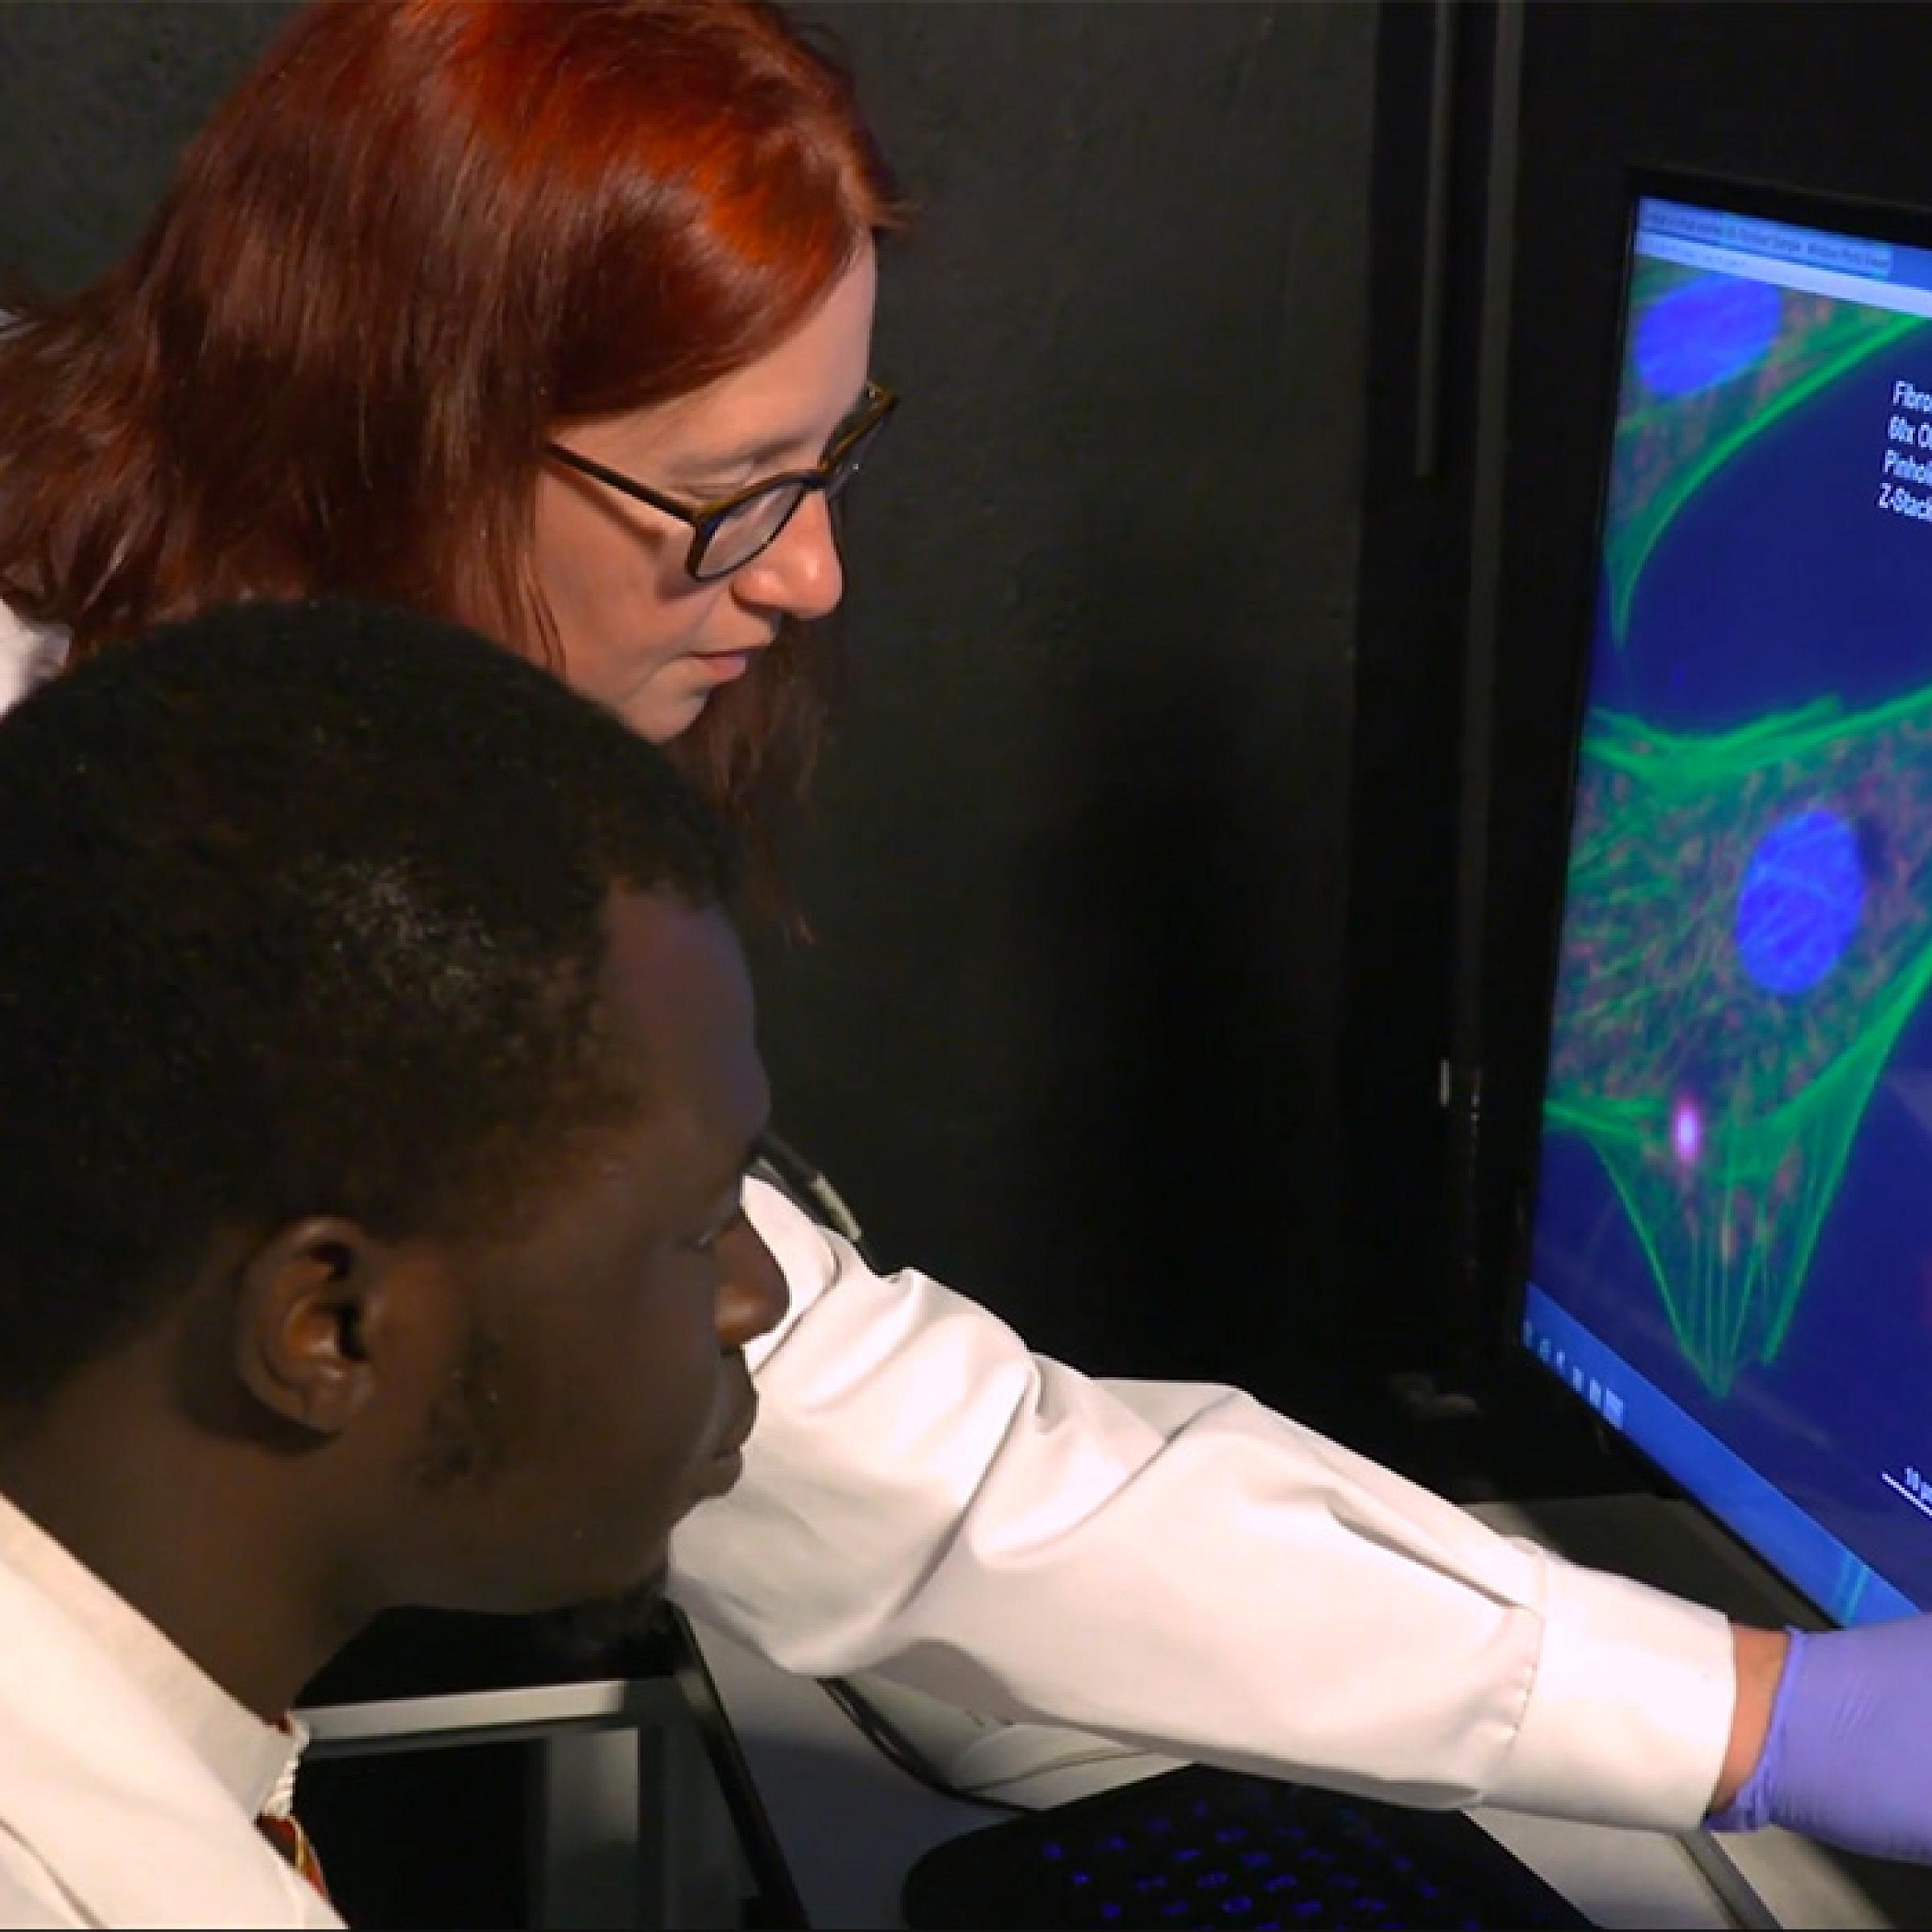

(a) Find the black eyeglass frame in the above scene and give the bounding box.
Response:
[543,381,898,582]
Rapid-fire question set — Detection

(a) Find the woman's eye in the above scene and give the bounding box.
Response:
[687,473,754,503]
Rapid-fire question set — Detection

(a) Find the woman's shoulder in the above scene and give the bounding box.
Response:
[0,601,68,716]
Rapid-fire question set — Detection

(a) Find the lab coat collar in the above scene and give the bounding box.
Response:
[0,1516,327,1926]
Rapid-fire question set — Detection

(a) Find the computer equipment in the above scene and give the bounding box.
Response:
[1519,169,1932,1630]
[900,1764,1589,1930]
[295,1602,807,1929]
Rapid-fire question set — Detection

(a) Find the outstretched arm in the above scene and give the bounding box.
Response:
[678,1180,1932,1859]
[671,1180,1735,1830]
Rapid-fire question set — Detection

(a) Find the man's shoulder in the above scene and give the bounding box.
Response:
[0,1552,333,1930]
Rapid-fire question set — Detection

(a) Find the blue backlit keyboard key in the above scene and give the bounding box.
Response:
[902,1765,1591,1930]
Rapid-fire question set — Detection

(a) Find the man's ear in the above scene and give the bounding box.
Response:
[231,1217,398,1437]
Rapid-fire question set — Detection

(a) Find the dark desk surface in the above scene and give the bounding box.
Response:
[299,1603,679,1707]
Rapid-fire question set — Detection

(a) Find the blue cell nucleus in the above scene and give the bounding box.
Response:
[1635,275,1781,398]
[1735,808,1865,997]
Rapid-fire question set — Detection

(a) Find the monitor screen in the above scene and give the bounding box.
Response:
[1521,176,1932,1627]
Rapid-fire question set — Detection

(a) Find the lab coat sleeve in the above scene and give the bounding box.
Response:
[0,1828,84,1930]
[666,1179,1736,1831]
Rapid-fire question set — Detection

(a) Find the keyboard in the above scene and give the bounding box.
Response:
[900,1764,1593,1930]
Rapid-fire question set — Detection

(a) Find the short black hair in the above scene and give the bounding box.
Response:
[0,598,740,1403]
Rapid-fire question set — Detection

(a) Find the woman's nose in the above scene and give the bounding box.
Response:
[733,490,844,623]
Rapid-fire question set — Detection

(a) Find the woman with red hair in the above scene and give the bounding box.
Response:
[0,0,896,897]
[1,0,1929,1901]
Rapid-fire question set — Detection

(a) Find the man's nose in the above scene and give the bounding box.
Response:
[715,1216,791,1349]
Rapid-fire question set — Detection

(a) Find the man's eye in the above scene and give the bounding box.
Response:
[686,1203,745,1255]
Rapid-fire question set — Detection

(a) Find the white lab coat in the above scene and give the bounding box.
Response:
[0,600,1736,1852]
[0,1492,342,1930]
[671,1179,1733,1831]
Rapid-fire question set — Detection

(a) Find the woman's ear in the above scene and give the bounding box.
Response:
[230,1217,394,1436]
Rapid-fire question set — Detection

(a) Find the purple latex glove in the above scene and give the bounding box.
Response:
[1707,1620,1932,1860]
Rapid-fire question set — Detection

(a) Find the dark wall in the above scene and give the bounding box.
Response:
[1341,0,1496,1373]
[780,3,1376,1393]
[0,1,295,285]
[0,2,1380,1407]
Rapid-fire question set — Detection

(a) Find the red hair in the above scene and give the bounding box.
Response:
[0,0,900,875]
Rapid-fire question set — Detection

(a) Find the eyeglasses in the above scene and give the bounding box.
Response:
[544,381,898,582]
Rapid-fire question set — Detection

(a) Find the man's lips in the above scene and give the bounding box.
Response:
[687,1393,758,1502]
[710,1391,758,1463]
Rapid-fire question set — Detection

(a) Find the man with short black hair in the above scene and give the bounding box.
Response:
[0,599,786,1926]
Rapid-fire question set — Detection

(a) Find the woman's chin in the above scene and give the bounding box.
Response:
[617,679,714,744]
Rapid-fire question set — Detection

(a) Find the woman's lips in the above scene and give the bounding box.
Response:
[689,642,768,683]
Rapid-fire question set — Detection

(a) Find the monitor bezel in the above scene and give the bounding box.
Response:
[1501,161,1932,1626]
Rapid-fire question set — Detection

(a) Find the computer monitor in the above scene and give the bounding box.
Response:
[1520,170,1932,1629]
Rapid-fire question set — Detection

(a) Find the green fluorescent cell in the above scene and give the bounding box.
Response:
[1546,695,1932,1393]
[1604,260,1930,649]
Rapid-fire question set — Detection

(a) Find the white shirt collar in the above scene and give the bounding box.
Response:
[0,599,67,716]
[0,1484,303,1820]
